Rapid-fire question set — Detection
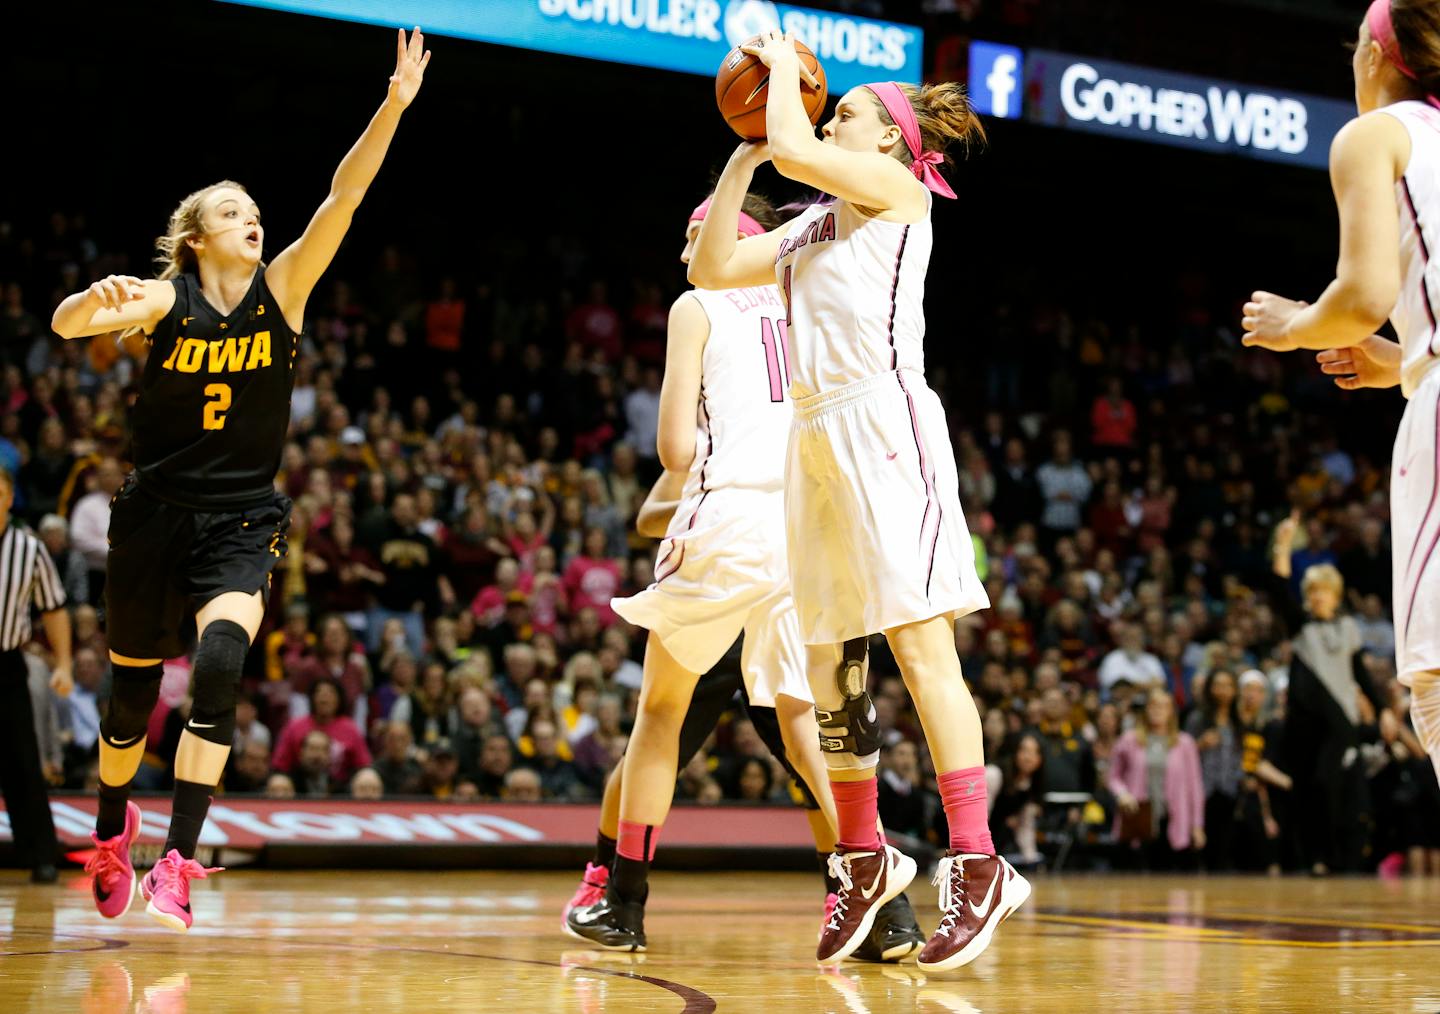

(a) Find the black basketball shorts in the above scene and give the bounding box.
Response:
[104,478,292,659]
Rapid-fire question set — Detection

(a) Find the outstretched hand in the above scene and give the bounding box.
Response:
[739,29,821,89]
[387,27,431,109]
[87,275,146,312]
[1273,509,1301,554]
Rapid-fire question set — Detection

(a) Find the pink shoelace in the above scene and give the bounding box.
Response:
[576,863,608,906]
[84,835,129,882]
[150,849,223,899]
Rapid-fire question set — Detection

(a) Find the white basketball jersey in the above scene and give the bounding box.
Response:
[773,195,934,397]
[1381,101,1440,397]
[682,285,792,497]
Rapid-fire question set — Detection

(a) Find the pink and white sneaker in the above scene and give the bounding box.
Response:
[85,801,142,920]
[561,862,611,931]
[139,849,223,933]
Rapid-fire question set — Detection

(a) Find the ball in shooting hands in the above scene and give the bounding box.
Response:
[715,36,827,141]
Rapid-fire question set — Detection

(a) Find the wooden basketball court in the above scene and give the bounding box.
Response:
[4,871,1440,1012]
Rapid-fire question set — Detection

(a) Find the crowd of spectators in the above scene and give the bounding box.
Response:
[4,202,1437,878]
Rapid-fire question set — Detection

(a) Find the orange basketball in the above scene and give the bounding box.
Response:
[715,37,827,141]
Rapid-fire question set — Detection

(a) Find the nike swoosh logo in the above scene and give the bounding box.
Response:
[180,902,191,914]
[745,74,772,105]
[571,907,601,925]
[886,452,898,461]
[187,721,217,730]
[860,865,884,900]
[95,885,112,902]
[968,873,999,920]
[110,733,144,748]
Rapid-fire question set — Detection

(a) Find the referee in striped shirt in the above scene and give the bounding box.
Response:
[0,467,72,882]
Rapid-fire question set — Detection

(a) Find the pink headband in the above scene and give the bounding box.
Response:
[1367,0,1440,109]
[690,198,766,238]
[864,82,957,200]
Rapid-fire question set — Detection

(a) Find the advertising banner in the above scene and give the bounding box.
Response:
[1023,47,1354,169]
[219,0,923,93]
[2,796,816,850]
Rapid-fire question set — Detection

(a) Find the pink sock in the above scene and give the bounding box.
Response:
[939,766,995,854]
[830,778,883,852]
[616,819,660,861]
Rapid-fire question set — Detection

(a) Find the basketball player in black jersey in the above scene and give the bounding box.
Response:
[50,27,430,932]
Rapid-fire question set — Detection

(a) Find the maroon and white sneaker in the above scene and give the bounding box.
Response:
[816,845,916,964]
[916,852,1030,972]
[561,862,610,932]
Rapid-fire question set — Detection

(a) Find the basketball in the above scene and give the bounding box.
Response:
[715,37,827,141]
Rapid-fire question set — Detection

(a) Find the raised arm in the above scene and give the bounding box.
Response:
[266,27,431,328]
[743,30,926,218]
[1267,510,1308,632]
[1271,510,1299,581]
[1243,113,1409,352]
[687,144,786,290]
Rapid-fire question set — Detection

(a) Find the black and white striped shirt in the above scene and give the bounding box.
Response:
[0,522,67,652]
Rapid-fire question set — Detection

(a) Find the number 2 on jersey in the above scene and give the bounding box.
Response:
[203,383,232,430]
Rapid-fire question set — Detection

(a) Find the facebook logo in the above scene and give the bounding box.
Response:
[969,40,1023,119]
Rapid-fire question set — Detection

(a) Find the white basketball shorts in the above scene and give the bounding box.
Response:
[611,487,811,707]
[786,368,990,645]
[1393,365,1440,686]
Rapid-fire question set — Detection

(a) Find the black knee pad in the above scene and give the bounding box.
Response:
[186,619,249,746]
[101,662,163,747]
[747,705,821,810]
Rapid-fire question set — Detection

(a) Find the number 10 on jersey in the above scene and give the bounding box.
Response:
[760,317,792,403]
[760,264,794,403]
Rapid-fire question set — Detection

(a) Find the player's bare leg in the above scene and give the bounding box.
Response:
[562,751,623,929]
[886,614,1029,972]
[87,648,161,920]
[566,634,700,951]
[809,639,917,963]
[140,591,262,931]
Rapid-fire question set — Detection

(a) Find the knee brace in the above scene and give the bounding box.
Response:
[186,620,249,746]
[101,661,163,748]
[815,636,882,770]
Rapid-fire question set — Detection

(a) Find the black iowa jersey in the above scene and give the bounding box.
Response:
[131,271,298,510]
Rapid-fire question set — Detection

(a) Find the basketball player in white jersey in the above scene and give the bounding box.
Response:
[1244,0,1440,790]
[565,196,928,956]
[688,31,1030,970]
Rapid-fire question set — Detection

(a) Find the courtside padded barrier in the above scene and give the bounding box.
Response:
[0,794,867,870]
